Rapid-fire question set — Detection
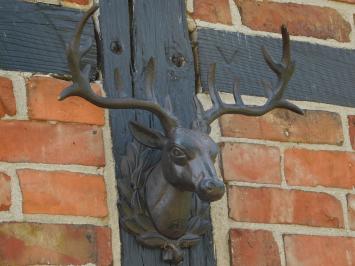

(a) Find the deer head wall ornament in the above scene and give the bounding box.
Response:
[58,5,304,264]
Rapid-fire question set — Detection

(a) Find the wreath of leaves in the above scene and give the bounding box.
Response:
[118,140,211,258]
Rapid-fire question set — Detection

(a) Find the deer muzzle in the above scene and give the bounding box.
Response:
[197,178,225,202]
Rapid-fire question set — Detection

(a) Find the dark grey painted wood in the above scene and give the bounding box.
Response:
[197,28,355,108]
[119,0,216,265]
[99,0,134,156]
[0,0,97,79]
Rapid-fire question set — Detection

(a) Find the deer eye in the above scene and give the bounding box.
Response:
[170,146,188,165]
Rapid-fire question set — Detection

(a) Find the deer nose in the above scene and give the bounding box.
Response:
[198,178,225,202]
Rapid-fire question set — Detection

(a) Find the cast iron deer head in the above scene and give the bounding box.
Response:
[58,5,303,264]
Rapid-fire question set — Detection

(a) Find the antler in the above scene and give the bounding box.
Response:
[58,5,178,135]
[193,25,304,133]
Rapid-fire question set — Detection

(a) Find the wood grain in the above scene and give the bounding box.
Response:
[197,28,355,108]
[0,0,97,79]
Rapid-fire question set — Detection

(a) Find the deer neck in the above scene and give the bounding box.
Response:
[145,163,192,239]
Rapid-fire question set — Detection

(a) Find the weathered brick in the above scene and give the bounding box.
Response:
[347,194,355,230]
[284,235,355,266]
[229,186,343,228]
[234,0,351,42]
[0,77,16,118]
[27,76,105,125]
[285,149,355,189]
[332,0,355,3]
[220,109,344,145]
[192,0,232,25]
[230,229,281,266]
[18,169,108,217]
[0,223,112,266]
[220,143,281,184]
[0,172,11,211]
[349,116,355,150]
[0,121,104,166]
[63,0,89,4]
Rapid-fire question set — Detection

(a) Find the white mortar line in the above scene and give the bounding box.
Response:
[186,0,193,13]
[228,220,355,237]
[279,146,287,188]
[273,231,286,266]
[227,181,354,195]
[340,193,351,231]
[209,112,231,266]
[23,214,107,226]
[0,162,103,175]
[7,168,23,220]
[341,111,353,151]
[219,137,353,152]
[102,108,121,266]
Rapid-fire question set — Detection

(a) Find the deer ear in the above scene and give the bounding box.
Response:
[129,121,167,149]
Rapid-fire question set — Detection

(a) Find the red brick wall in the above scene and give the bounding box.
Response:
[26,0,91,9]
[191,1,355,266]
[0,74,116,265]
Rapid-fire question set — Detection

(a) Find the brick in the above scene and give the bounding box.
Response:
[347,194,355,230]
[0,223,112,266]
[63,0,89,4]
[349,116,355,150]
[220,109,344,145]
[0,77,16,117]
[285,149,355,189]
[229,186,343,228]
[18,169,108,217]
[0,121,104,166]
[192,0,232,25]
[0,172,11,211]
[284,235,355,266]
[234,0,351,42]
[230,229,281,266]
[332,0,355,3]
[27,76,105,125]
[220,143,281,184]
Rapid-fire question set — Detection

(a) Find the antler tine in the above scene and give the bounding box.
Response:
[232,78,244,106]
[192,25,304,132]
[207,64,223,107]
[58,6,179,135]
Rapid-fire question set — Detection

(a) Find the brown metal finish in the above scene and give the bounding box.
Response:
[58,5,303,264]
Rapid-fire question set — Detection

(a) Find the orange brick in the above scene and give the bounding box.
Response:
[285,149,355,189]
[229,186,343,228]
[0,121,104,166]
[284,235,355,266]
[0,223,112,266]
[234,0,351,42]
[0,77,16,117]
[27,76,105,125]
[230,229,281,266]
[192,0,232,25]
[220,109,344,145]
[331,0,355,3]
[18,169,108,217]
[63,0,90,5]
[220,143,281,184]
[0,172,11,211]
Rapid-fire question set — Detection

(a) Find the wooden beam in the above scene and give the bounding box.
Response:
[197,28,355,108]
[0,0,97,79]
